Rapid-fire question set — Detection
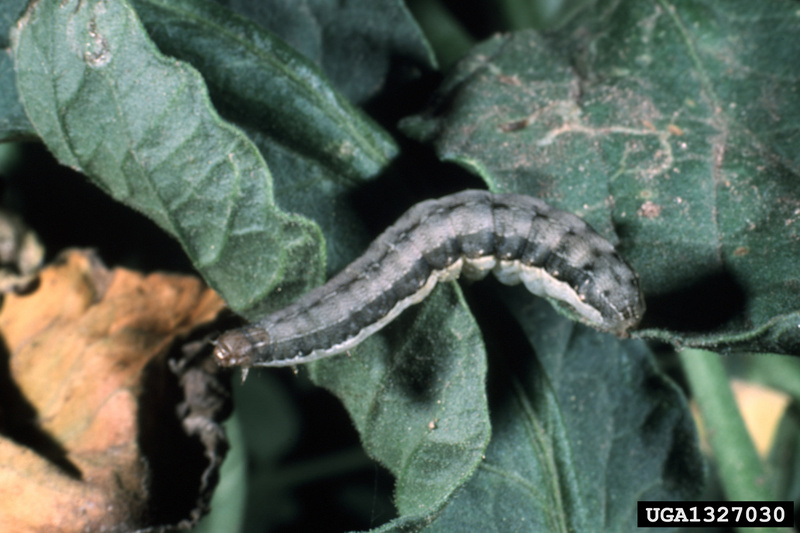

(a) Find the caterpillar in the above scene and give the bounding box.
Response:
[214,190,645,369]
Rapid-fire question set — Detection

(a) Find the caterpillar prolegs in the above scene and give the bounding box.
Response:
[214,190,645,368]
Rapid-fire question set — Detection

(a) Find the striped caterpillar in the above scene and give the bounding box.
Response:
[214,190,645,369]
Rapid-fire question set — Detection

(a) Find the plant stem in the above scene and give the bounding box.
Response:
[680,348,789,533]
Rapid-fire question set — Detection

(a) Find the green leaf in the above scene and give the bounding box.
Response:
[308,283,491,520]
[375,295,703,532]
[0,52,33,140]
[131,0,398,184]
[128,0,400,273]
[211,0,437,104]
[406,0,475,71]
[231,371,300,531]
[12,0,325,319]
[0,0,30,49]
[495,0,595,31]
[769,404,800,503]
[0,0,35,140]
[401,1,800,355]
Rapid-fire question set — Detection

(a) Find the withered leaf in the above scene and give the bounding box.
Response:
[0,249,230,532]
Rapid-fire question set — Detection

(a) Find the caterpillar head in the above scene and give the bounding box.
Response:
[213,327,270,368]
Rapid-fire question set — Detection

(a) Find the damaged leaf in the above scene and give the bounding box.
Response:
[0,249,230,532]
[401,1,800,354]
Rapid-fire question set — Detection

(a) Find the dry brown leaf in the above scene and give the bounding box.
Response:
[731,379,790,458]
[691,379,790,460]
[0,249,230,532]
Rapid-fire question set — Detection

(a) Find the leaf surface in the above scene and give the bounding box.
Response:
[212,0,436,104]
[308,283,492,519]
[401,0,800,354]
[0,0,34,139]
[129,0,401,273]
[371,294,702,533]
[12,0,324,319]
[131,0,398,184]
